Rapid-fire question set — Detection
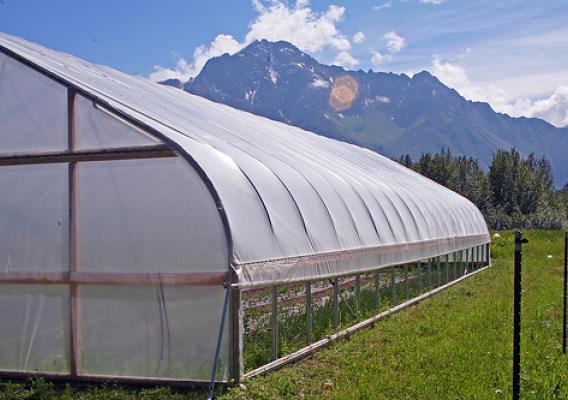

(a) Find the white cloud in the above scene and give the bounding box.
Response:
[373,2,391,11]
[150,0,357,82]
[370,50,392,66]
[149,34,242,82]
[245,2,351,53]
[353,32,366,44]
[333,51,359,68]
[384,31,405,53]
[430,57,568,127]
[419,0,445,4]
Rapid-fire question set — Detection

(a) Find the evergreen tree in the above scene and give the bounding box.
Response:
[395,148,567,230]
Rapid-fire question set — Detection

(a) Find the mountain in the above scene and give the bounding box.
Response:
[171,40,568,186]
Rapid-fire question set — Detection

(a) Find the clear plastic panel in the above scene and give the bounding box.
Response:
[78,157,228,273]
[0,164,68,273]
[0,52,67,154]
[76,95,160,150]
[0,285,70,373]
[79,285,229,380]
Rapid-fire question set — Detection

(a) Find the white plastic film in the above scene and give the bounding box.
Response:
[0,52,67,154]
[78,157,228,273]
[78,285,229,380]
[0,164,68,274]
[0,285,70,373]
[76,95,159,150]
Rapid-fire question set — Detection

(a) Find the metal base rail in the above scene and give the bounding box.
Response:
[0,370,218,387]
[243,264,491,380]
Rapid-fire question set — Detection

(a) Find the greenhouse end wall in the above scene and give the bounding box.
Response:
[0,50,231,383]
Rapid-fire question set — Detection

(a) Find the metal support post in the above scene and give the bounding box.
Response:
[272,286,278,361]
[391,266,397,305]
[306,281,312,345]
[436,256,441,287]
[333,278,340,330]
[375,272,381,311]
[563,232,567,353]
[417,262,423,293]
[404,264,409,299]
[355,274,361,308]
[513,232,528,400]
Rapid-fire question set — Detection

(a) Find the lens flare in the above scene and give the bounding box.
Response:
[329,75,359,111]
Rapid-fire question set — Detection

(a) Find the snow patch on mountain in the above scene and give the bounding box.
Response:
[311,78,330,89]
[269,66,278,85]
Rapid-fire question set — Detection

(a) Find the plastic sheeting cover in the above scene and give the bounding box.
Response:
[79,285,229,380]
[0,164,68,274]
[0,33,491,286]
[78,157,228,273]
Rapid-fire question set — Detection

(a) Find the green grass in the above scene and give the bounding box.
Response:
[1,230,567,399]
[222,230,568,399]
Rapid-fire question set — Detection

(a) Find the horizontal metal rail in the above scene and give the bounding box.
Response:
[0,145,175,166]
[0,369,220,387]
[243,264,490,380]
[0,271,226,285]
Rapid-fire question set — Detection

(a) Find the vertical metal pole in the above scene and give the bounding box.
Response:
[417,262,423,293]
[453,252,457,280]
[306,281,312,345]
[271,286,278,361]
[67,88,81,378]
[465,248,469,274]
[229,284,242,382]
[436,256,441,287]
[374,271,380,311]
[207,284,232,400]
[563,231,567,354]
[333,278,340,330]
[404,264,409,299]
[391,266,397,305]
[445,254,449,283]
[355,274,361,309]
[427,259,432,290]
[513,232,527,400]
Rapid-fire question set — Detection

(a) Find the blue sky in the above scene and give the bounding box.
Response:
[1,0,567,126]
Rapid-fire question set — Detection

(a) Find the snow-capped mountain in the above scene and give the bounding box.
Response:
[164,39,568,185]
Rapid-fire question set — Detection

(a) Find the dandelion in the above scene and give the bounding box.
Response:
[547,255,553,259]
[493,233,501,239]
[495,389,503,395]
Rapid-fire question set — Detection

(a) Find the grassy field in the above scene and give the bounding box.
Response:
[1,230,567,399]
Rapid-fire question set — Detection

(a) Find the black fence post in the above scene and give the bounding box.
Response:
[563,231,567,354]
[513,231,528,400]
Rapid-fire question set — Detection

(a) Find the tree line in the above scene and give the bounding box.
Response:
[397,148,568,230]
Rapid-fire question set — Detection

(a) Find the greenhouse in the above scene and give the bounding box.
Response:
[0,32,490,385]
